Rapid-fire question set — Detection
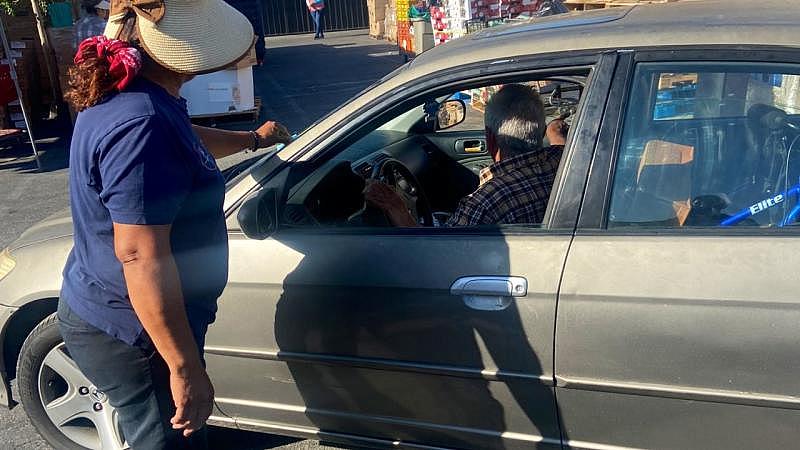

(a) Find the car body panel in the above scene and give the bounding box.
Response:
[556,47,800,449]
[0,237,71,309]
[7,209,72,252]
[557,235,800,450]
[206,231,568,449]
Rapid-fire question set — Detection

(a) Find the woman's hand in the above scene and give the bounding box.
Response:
[254,121,292,148]
[170,364,215,437]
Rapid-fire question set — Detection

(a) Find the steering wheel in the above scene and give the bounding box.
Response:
[365,158,434,227]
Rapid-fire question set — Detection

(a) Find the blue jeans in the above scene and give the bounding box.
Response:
[310,9,324,37]
[57,299,208,449]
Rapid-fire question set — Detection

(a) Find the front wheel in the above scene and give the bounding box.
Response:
[17,313,128,450]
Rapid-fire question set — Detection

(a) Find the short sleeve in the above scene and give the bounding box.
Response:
[97,116,192,225]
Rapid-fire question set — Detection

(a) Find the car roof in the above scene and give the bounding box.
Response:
[408,0,800,79]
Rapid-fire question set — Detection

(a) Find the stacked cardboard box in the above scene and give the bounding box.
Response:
[1,37,42,128]
[368,0,387,38]
[385,10,397,42]
[2,3,56,121]
[47,26,75,113]
[384,0,397,43]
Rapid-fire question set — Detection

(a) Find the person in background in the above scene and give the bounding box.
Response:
[307,0,325,39]
[365,84,568,227]
[409,0,430,20]
[72,0,110,49]
[59,0,291,448]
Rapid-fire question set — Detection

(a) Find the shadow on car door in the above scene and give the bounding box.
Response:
[206,228,565,450]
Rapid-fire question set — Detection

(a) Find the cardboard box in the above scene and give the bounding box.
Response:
[235,45,258,69]
[370,21,386,38]
[180,66,255,117]
[367,0,386,21]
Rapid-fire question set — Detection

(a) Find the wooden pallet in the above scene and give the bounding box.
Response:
[190,97,262,125]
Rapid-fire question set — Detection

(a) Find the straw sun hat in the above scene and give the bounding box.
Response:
[104,0,255,75]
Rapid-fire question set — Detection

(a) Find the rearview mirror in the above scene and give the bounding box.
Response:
[436,99,467,130]
[237,189,277,240]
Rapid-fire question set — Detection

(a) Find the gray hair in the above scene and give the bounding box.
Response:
[484,84,546,157]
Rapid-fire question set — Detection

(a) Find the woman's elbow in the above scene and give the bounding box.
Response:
[112,223,172,265]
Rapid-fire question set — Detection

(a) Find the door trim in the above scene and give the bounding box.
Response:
[205,345,554,384]
[556,376,800,411]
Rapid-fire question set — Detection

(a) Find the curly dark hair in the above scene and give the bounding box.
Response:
[64,52,118,112]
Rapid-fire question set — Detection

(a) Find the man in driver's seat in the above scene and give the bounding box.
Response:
[365,84,567,227]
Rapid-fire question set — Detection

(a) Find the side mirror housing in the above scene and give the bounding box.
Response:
[237,189,277,240]
[436,99,467,131]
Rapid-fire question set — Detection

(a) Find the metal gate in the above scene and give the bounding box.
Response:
[262,0,369,36]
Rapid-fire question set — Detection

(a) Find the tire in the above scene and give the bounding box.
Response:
[17,313,126,450]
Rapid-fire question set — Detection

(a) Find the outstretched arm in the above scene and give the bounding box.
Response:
[192,121,291,159]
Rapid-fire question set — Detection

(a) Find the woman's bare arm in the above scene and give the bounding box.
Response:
[192,121,291,159]
[113,223,213,436]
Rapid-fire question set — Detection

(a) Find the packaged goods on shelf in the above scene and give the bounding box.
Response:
[396,0,410,19]
[471,0,543,19]
[397,20,413,54]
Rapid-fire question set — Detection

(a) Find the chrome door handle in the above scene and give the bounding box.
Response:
[451,276,528,311]
[451,276,528,297]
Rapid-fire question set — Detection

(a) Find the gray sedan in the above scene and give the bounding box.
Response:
[2,1,800,449]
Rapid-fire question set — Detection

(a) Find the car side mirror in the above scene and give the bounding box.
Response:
[237,189,277,240]
[436,99,467,131]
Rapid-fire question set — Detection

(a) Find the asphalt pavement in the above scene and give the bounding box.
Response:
[0,30,404,450]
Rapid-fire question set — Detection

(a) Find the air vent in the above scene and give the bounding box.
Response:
[284,206,309,225]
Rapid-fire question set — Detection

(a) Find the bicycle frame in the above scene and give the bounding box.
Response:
[721,183,800,227]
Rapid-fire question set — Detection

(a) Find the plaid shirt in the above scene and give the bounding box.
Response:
[446,146,563,227]
[73,15,107,49]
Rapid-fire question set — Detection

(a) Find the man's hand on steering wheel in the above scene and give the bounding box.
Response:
[363,180,419,227]
[546,113,569,147]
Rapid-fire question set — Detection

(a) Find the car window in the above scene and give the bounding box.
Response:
[439,80,582,133]
[609,63,800,229]
[279,74,590,229]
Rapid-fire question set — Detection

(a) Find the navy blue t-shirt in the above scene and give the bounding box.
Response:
[62,78,228,347]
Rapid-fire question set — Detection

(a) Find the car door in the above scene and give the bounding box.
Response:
[557,49,800,450]
[204,54,615,449]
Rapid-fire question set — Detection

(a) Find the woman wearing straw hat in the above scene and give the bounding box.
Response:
[57,0,291,447]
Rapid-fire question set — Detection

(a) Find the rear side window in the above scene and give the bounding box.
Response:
[609,62,800,229]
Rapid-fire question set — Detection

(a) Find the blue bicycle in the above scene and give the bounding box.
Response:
[721,105,800,227]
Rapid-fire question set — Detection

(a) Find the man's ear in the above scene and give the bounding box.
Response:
[485,127,500,162]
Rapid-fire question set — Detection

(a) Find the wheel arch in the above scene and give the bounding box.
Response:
[2,298,59,384]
